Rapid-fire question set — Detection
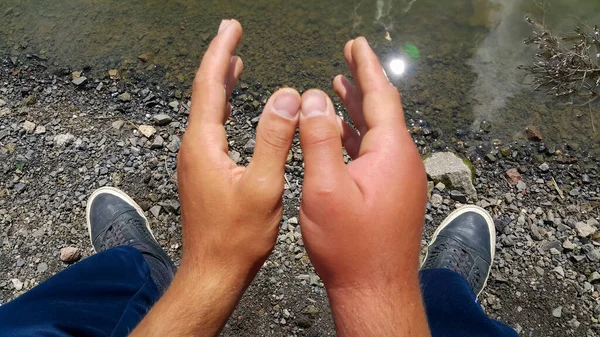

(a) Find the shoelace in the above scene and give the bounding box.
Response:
[96,217,142,251]
[425,242,481,286]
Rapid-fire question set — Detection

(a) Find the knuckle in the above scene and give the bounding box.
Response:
[258,125,291,152]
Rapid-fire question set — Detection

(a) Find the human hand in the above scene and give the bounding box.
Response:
[298,38,429,336]
[132,19,301,337]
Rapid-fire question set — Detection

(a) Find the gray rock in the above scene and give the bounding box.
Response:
[153,114,172,126]
[151,135,164,149]
[516,180,527,191]
[0,99,6,107]
[569,188,580,197]
[34,125,46,134]
[161,200,180,214]
[435,182,446,191]
[423,152,476,198]
[168,100,179,109]
[118,92,132,102]
[552,266,565,277]
[244,139,256,154]
[72,76,87,86]
[167,136,181,153]
[590,271,600,283]
[450,190,468,203]
[539,163,550,172]
[111,120,125,130]
[54,133,75,147]
[138,125,156,138]
[37,262,48,273]
[229,150,241,164]
[14,183,26,193]
[22,120,36,133]
[59,247,81,263]
[552,306,562,318]
[567,318,580,329]
[11,278,23,291]
[0,107,11,117]
[430,194,443,208]
[149,205,161,218]
[576,221,596,237]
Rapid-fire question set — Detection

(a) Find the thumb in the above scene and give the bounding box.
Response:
[244,88,301,183]
[299,90,348,190]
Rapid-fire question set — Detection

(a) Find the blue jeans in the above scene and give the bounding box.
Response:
[0,246,517,336]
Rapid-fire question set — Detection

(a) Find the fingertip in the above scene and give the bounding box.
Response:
[271,88,301,120]
[301,89,332,119]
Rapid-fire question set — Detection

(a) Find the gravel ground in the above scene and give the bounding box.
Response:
[0,55,599,337]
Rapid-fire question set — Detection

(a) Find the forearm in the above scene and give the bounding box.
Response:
[130,261,250,337]
[327,277,430,337]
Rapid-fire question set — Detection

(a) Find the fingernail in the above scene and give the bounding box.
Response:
[273,90,300,119]
[301,91,327,118]
[218,19,232,34]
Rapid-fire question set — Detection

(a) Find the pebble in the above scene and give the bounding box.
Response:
[37,262,48,273]
[552,306,562,318]
[552,266,565,277]
[450,190,467,203]
[112,120,125,130]
[244,139,256,154]
[14,183,26,193]
[22,120,36,132]
[430,194,443,208]
[0,99,5,107]
[11,278,23,291]
[138,125,156,138]
[435,182,446,191]
[72,77,87,86]
[516,180,527,191]
[59,247,81,263]
[149,205,161,218]
[151,135,164,149]
[539,163,550,172]
[590,271,600,283]
[153,114,172,126]
[34,125,46,134]
[167,136,181,153]
[118,92,132,102]
[161,200,180,214]
[576,222,596,238]
[229,150,242,163]
[54,133,75,146]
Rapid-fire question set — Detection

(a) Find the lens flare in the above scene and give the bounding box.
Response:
[389,59,406,76]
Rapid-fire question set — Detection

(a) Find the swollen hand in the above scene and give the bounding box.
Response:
[299,38,427,302]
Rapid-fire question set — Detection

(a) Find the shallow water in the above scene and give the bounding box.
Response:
[1,0,599,155]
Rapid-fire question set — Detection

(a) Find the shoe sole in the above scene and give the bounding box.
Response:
[421,205,496,298]
[86,186,156,253]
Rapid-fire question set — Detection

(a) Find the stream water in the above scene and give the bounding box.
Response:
[1,0,599,155]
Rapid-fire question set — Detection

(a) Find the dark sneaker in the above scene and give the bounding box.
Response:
[421,205,496,298]
[86,187,176,277]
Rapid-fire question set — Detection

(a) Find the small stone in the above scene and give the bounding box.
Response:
[539,163,550,172]
[430,194,443,208]
[435,182,446,191]
[516,180,527,191]
[153,114,172,126]
[161,199,180,214]
[229,150,241,163]
[168,100,180,109]
[34,125,46,134]
[302,305,320,316]
[450,190,468,203]
[552,306,562,318]
[0,99,6,107]
[108,69,120,79]
[72,76,87,86]
[526,127,543,141]
[138,54,150,62]
[60,247,81,263]
[563,240,575,250]
[484,153,497,163]
[244,139,256,154]
[576,221,596,238]
[288,217,299,225]
[0,107,11,116]
[37,262,48,273]
[11,279,23,291]
[22,120,36,132]
[582,174,591,184]
[590,271,600,283]
[552,266,565,277]
[569,188,580,197]
[118,92,132,102]
[138,125,156,138]
[167,136,181,153]
[505,168,522,186]
[480,120,492,132]
[14,183,26,193]
[549,248,561,255]
[151,135,164,149]
[567,318,580,329]
[112,120,125,130]
[149,205,161,218]
[54,133,75,146]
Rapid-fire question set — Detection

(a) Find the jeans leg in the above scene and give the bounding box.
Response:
[0,246,160,337]
[420,268,518,337]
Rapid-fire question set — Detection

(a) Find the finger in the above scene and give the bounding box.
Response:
[224,56,244,122]
[337,116,361,160]
[190,19,243,126]
[343,39,358,84]
[299,90,349,187]
[244,88,301,182]
[333,74,366,134]
[351,37,405,130]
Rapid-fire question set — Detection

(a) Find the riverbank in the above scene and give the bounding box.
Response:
[0,53,599,336]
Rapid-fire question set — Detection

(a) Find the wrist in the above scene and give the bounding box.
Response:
[327,276,430,337]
